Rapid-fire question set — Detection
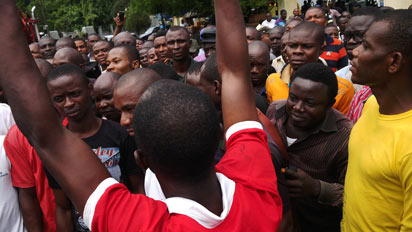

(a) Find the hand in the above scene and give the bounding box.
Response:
[113,15,125,26]
[284,168,320,199]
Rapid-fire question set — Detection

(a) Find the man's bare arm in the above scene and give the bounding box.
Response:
[0,0,109,213]
[18,188,43,232]
[215,0,258,131]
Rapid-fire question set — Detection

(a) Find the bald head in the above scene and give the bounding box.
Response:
[142,41,154,49]
[113,68,161,136]
[248,41,270,61]
[116,69,161,94]
[290,21,325,45]
[53,47,84,67]
[94,72,120,91]
[35,58,53,77]
[113,32,136,47]
[29,42,43,58]
[245,26,261,43]
[56,37,76,50]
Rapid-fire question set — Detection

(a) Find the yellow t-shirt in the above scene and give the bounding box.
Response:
[342,96,412,231]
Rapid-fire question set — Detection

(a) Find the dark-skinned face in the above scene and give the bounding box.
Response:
[47,74,93,121]
[106,48,138,75]
[75,40,88,55]
[269,29,284,56]
[286,29,322,70]
[154,36,170,61]
[305,8,327,26]
[39,38,56,59]
[344,15,375,60]
[93,41,111,66]
[93,77,120,122]
[350,21,393,86]
[286,77,331,129]
[166,30,191,61]
[249,48,270,87]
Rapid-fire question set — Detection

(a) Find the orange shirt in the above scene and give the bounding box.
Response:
[265,64,354,114]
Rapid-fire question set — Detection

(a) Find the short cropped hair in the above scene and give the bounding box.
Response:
[167,26,190,39]
[377,10,412,63]
[154,30,167,39]
[352,6,384,19]
[186,61,204,76]
[201,54,220,82]
[291,21,325,46]
[292,63,338,104]
[113,45,140,61]
[47,63,89,85]
[147,62,180,80]
[133,80,220,180]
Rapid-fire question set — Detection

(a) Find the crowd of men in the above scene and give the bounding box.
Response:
[1,0,412,231]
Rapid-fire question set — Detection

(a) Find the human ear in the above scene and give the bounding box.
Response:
[387,52,403,74]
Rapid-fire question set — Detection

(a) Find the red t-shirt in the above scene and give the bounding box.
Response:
[4,125,56,232]
[83,121,282,231]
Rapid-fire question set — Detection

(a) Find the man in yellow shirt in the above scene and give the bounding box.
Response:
[342,10,412,231]
[266,21,354,114]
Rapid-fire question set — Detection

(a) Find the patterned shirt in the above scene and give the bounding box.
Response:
[320,35,348,72]
[346,86,372,123]
[267,100,352,232]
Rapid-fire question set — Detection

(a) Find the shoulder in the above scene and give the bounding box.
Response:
[336,76,354,92]
[100,120,128,136]
[331,109,353,132]
[4,125,28,148]
[266,73,282,84]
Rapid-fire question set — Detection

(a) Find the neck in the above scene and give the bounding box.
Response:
[371,73,412,115]
[67,110,101,138]
[173,56,192,74]
[158,169,223,215]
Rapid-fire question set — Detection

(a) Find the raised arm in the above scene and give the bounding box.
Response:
[215,0,258,131]
[0,0,109,213]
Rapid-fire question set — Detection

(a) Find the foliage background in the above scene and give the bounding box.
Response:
[17,0,268,33]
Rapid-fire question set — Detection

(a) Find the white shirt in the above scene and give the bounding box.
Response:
[0,103,15,136]
[335,64,363,93]
[0,136,26,232]
[261,19,276,29]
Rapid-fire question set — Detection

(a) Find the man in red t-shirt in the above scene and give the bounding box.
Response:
[4,125,56,232]
[0,0,282,231]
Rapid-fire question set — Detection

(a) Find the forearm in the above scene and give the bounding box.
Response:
[18,188,44,232]
[113,25,123,37]
[0,0,110,214]
[56,206,74,232]
[215,0,258,130]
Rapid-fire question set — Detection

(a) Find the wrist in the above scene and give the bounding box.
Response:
[311,179,321,198]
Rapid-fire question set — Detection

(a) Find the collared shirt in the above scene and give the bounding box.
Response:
[267,100,352,232]
[265,63,355,114]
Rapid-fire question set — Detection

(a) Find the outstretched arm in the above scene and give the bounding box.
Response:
[215,0,258,131]
[0,0,109,213]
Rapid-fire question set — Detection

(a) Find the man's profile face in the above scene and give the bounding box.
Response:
[245,28,260,43]
[344,15,375,60]
[75,40,88,55]
[286,30,321,70]
[286,77,330,129]
[203,43,216,58]
[305,8,327,26]
[106,48,136,75]
[29,43,43,58]
[350,21,391,86]
[136,39,144,51]
[39,38,56,59]
[166,30,191,61]
[113,85,141,136]
[154,36,170,61]
[93,41,111,65]
[47,74,92,121]
[93,77,120,122]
